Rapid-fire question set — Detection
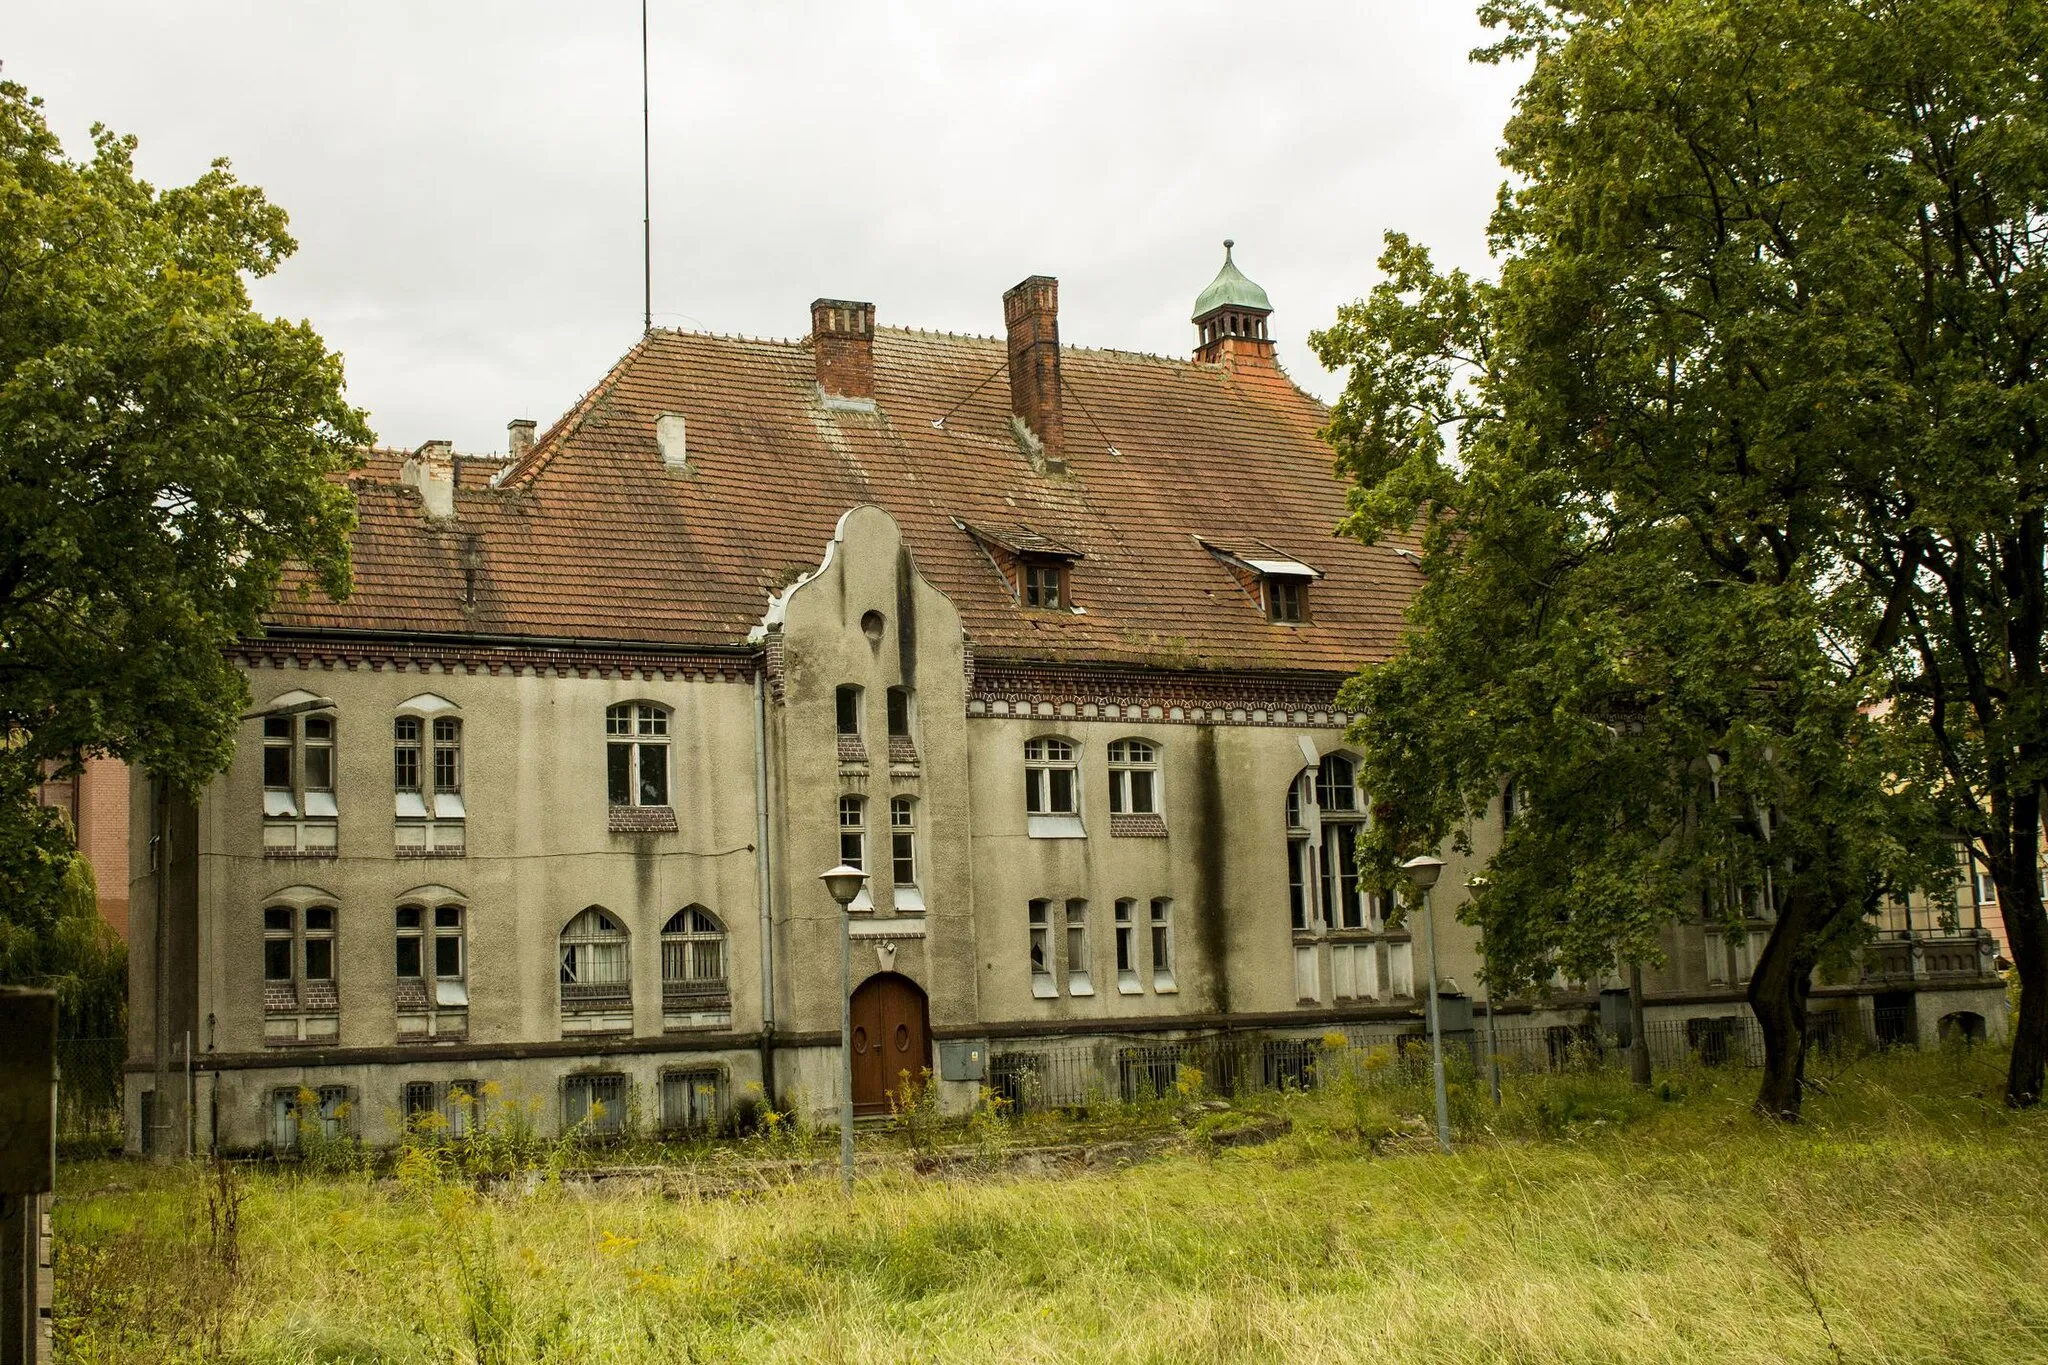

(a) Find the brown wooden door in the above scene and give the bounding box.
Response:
[850,973,930,1115]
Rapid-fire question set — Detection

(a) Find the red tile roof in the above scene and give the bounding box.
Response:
[268,327,1422,673]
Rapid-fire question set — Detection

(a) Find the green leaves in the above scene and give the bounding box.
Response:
[0,78,370,933]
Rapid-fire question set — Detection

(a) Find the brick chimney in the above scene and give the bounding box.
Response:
[1004,276,1064,469]
[507,418,536,460]
[400,439,456,519]
[810,299,876,404]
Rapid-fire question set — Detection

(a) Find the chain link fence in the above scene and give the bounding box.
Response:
[985,1011,1894,1117]
[56,1036,125,1151]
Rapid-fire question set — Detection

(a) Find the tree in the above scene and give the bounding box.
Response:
[1318,235,1951,1119]
[0,79,368,950]
[1459,0,2048,1108]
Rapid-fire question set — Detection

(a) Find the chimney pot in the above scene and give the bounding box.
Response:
[507,418,536,460]
[1003,276,1065,470]
[810,298,876,404]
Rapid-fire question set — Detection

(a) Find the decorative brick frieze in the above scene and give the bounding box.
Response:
[1110,813,1168,839]
[609,806,679,834]
[233,633,757,684]
[837,734,868,765]
[263,848,338,861]
[395,846,466,859]
[968,661,1351,729]
[887,735,919,766]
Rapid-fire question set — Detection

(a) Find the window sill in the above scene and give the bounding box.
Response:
[263,848,338,861]
[609,806,678,834]
[1027,814,1086,840]
[1068,976,1095,997]
[892,885,926,913]
[1109,813,1167,839]
[396,846,467,859]
[1153,976,1178,994]
[1031,976,1059,1000]
[1117,973,1142,996]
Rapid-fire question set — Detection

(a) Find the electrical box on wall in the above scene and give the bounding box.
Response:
[937,1040,986,1082]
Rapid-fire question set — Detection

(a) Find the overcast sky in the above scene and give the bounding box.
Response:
[8,3,1524,453]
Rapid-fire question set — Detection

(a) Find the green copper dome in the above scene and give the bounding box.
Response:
[1191,240,1272,322]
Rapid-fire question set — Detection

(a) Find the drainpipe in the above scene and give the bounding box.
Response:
[753,668,777,1101]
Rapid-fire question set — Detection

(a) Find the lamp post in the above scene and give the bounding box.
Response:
[1403,854,1451,1154]
[819,863,869,1196]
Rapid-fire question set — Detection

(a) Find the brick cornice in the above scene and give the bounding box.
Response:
[967,659,1353,729]
[234,629,758,682]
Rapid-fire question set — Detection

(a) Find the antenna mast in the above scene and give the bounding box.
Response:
[641,0,652,333]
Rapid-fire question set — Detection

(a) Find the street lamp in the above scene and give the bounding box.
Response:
[819,863,869,1196]
[1403,854,1451,1155]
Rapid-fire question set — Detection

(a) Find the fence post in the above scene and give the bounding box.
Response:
[0,987,57,1365]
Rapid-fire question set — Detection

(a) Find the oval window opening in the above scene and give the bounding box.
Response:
[861,610,885,642]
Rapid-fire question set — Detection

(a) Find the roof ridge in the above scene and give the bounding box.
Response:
[502,335,653,486]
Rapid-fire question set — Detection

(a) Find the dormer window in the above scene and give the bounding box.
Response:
[1196,536,1321,626]
[1267,576,1307,624]
[1023,560,1065,610]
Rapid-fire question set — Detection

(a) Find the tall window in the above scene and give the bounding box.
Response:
[661,906,731,1028]
[262,903,339,1045]
[1150,898,1176,991]
[1107,739,1159,815]
[1022,560,1065,609]
[1028,899,1054,997]
[1287,774,1313,931]
[838,795,866,869]
[560,907,631,1035]
[1114,899,1139,993]
[261,709,338,854]
[887,687,911,738]
[394,718,422,793]
[890,797,917,886]
[1065,898,1092,996]
[1317,754,1368,930]
[396,901,467,1038]
[1024,738,1079,815]
[606,703,670,807]
[396,708,465,854]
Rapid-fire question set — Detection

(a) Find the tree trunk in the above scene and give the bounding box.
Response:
[1747,891,1820,1122]
[1991,788,2047,1107]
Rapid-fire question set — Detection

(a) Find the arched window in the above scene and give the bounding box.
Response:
[395,696,465,854]
[606,703,670,807]
[559,907,631,1035]
[661,906,732,1029]
[1286,754,1403,1006]
[1025,736,1083,838]
[1107,738,1160,815]
[395,894,467,1040]
[260,895,339,1045]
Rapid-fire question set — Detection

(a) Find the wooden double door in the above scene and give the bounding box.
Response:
[850,972,930,1115]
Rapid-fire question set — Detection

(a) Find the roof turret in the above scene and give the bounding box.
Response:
[1191,240,1272,323]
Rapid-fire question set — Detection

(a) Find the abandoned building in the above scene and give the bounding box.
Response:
[124,245,2011,1151]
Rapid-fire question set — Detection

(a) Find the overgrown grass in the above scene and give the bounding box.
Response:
[54,1045,2048,1363]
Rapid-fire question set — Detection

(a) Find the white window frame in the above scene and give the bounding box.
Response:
[606,702,671,808]
[559,907,632,1035]
[1028,898,1056,998]
[1065,898,1093,996]
[660,905,732,1029]
[1149,897,1176,992]
[890,796,924,912]
[1025,736,1084,838]
[395,897,468,1039]
[1114,899,1140,994]
[1107,738,1160,816]
[261,707,339,853]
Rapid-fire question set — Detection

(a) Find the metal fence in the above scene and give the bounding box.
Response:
[984,1013,1861,1117]
[56,1036,125,1149]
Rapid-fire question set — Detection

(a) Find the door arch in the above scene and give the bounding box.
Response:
[849,972,931,1115]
